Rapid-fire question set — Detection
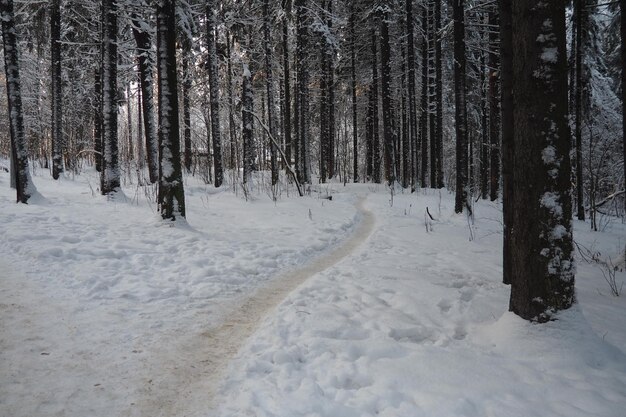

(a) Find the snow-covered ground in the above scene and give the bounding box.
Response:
[1,167,625,417]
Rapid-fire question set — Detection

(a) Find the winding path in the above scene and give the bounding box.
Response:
[140,196,376,417]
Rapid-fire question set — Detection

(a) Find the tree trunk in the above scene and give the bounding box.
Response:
[381,7,397,186]
[434,0,443,188]
[94,67,103,173]
[500,0,514,285]
[242,63,254,185]
[509,0,575,322]
[263,0,278,186]
[622,0,626,215]
[156,0,185,220]
[420,2,429,186]
[351,2,358,182]
[489,8,500,201]
[454,0,468,214]
[131,13,158,184]
[1,0,35,203]
[406,0,419,189]
[296,0,310,184]
[182,36,192,173]
[282,3,292,170]
[51,0,63,180]
[101,0,120,195]
[207,1,223,187]
[574,0,585,220]
[371,29,381,183]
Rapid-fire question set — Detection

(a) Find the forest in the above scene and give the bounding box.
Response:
[1,0,626,416]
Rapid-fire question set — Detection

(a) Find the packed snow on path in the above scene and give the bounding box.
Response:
[1,167,626,417]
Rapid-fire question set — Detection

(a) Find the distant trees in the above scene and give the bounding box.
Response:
[508,0,575,321]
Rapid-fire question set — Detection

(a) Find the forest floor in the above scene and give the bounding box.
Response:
[1,166,626,417]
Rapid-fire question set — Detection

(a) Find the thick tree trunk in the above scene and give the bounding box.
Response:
[351,2,358,182]
[282,4,292,170]
[509,0,575,322]
[480,34,489,200]
[434,0,443,188]
[420,2,429,186]
[227,32,237,172]
[574,0,585,220]
[296,0,310,184]
[131,13,158,184]
[263,0,278,186]
[406,0,419,189]
[242,63,254,185]
[489,8,500,201]
[1,0,35,203]
[182,36,192,173]
[51,0,63,180]
[207,1,223,187]
[454,0,468,214]
[622,0,626,215]
[381,8,397,186]
[371,29,381,183]
[94,67,103,172]
[156,0,185,219]
[500,0,514,285]
[101,0,120,195]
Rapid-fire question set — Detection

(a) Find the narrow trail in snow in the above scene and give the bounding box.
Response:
[142,196,375,417]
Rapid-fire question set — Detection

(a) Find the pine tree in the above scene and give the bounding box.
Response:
[454,0,468,214]
[50,0,63,180]
[101,0,120,195]
[156,0,185,220]
[509,0,575,322]
[1,0,36,203]
[131,12,159,184]
[206,0,223,188]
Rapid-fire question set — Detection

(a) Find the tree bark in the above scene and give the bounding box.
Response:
[420,2,429,186]
[282,2,292,170]
[489,8,500,201]
[242,63,254,185]
[156,0,185,219]
[207,0,223,187]
[454,0,468,214]
[1,0,35,203]
[574,0,585,220]
[263,0,278,186]
[101,0,120,195]
[131,13,158,184]
[406,0,419,189]
[182,36,192,173]
[500,0,514,285]
[509,0,575,321]
[51,0,63,180]
[351,2,358,182]
[434,0,443,188]
[619,0,626,216]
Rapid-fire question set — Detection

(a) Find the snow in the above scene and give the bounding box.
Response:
[1,169,626,417]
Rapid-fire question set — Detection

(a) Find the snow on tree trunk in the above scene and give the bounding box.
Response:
[50,0,63,180]
[156,0,185,220]
[94,67,103,173]
[101,0,120,195]
[295,0,310,184]
[350,2,358,182]
[509,0,575,322]
[1,0,35,203]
